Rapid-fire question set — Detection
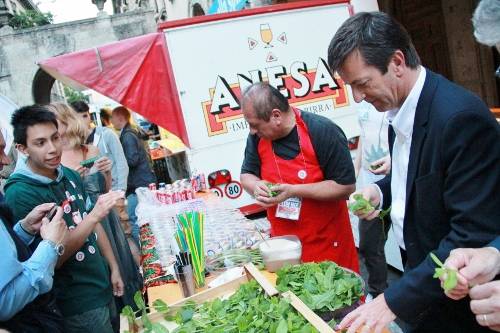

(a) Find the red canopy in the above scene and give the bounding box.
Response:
[38,33,189,146]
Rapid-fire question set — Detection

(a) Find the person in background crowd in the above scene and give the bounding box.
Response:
[438,1,500,331]
[0,129,67,332]
[70,101,140,265]
[111,106,156,244]
[100,108,113,128]
[5,105,124,333]
[353,101,391,301]
[240,82,359,273]
[329,12,500,333]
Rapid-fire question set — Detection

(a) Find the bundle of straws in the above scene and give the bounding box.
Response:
[175,211,205,287]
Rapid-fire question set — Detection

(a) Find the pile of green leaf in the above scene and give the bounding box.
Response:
[172,280,318,333]
[276,262,363,313]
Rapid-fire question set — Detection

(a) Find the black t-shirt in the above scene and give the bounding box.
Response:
[241,111,355,185]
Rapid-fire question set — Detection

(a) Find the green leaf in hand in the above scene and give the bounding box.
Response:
[348,194,374,214]
[443,269,458,292]
[430,253,444,267]
[266,182,279,197]
[430,252,458,292]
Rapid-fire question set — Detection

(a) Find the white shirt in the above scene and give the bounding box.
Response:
[382,66,426,250]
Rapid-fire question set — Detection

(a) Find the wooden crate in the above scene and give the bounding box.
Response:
[121,263,335,333]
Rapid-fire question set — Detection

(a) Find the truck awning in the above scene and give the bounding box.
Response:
[38,33,190,146]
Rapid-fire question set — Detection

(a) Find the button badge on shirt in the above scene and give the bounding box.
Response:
[62,200,71,214]
[298,170,307,180]
[88,245,96,255]
[72,210,82,225]
[75,251,85,262]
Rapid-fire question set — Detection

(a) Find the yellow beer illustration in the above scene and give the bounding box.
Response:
[260,23,273,47]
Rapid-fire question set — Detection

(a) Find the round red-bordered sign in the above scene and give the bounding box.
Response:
[210,186,223,198]
[224,181,243,199]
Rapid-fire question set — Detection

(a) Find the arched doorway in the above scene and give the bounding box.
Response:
[32,68,55,104]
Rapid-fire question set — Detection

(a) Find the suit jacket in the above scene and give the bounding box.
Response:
[377,69,500,332]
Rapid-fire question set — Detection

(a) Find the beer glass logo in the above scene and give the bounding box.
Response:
[260,23,273,48]
[248,24,287,62]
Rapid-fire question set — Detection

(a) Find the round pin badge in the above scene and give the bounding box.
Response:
[88,245,96,255]
[63,203,71,214]
[298,169,307,180]
[72,211,82,225]
[75,251,85,262]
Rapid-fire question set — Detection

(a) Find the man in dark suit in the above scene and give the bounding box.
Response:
[327,12,500,333]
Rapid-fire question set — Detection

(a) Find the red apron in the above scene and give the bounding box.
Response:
[258,108,359,273]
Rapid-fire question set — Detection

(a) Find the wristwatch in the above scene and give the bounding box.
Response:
[45,240,65,256]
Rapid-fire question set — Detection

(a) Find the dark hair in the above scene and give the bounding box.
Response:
[100,108,111,124]
[241,82,290,121]
[112,106,131,121]
[11,105,58,145]
[70,100,90,113]
[328,12,420,74]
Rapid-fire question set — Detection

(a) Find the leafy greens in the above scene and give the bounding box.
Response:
[276,262,363,313]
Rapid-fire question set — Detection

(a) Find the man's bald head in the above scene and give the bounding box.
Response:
[241,83,290,121]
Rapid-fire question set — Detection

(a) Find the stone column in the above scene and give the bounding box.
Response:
[92,0,108,15]
[0,0,11,27]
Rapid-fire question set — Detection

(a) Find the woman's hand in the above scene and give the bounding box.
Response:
[110,268,124,297]
[94,156,113,174]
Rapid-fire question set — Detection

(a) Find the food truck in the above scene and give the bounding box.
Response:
[39,0,402,271]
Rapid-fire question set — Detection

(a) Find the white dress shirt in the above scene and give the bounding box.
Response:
[382,66,426,250]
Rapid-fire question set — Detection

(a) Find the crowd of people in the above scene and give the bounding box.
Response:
[0,0,499,332]
[0,101,156,332]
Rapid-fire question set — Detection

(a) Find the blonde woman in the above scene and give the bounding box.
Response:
[48,102,142,326]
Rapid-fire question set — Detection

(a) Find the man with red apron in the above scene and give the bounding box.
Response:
[240,83,359,273]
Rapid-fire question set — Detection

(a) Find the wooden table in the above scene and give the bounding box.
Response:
[146,271,389,333]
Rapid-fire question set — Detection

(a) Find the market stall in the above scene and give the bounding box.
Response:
[127,184,392,333]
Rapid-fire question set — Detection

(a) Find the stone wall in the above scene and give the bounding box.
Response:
[0,9,157,107]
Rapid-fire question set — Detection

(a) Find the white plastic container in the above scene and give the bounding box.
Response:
[258,235,302,272]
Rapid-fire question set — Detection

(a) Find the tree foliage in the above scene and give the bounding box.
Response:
[8,10,53,29]
[63,86,90,104]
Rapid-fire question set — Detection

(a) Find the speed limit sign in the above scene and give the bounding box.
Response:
[224,181,243,199]
[210,186,223,197]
